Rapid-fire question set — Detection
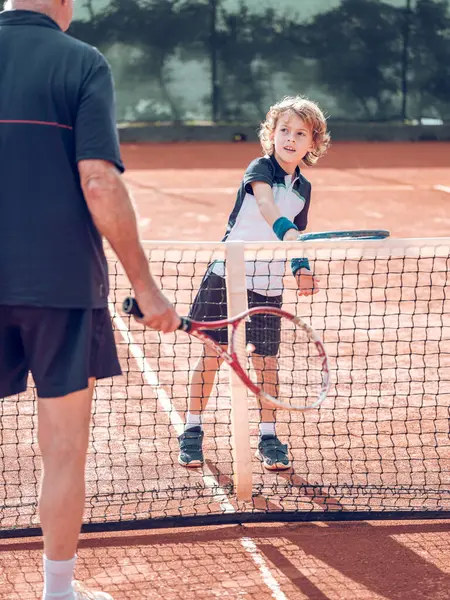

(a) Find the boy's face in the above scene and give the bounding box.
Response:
[271,111,314,172]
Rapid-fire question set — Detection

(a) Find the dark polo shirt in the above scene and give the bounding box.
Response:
[0,10,124,308]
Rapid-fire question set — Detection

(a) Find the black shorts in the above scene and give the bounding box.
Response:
[0,306,121,399]
[189,272,282,357]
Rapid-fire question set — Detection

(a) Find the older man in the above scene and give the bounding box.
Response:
[0,1,179,598]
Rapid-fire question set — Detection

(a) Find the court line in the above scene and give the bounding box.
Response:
[149,185,415,194]
[241,537,289,600]
[110,303,234,512]
[109,303,288,599]
[434,185,450,194]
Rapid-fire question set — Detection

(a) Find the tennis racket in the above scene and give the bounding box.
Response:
[297,229,390,241]
[123,297,331,411]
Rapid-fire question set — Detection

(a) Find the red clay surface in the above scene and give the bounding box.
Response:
[121,141,450,241]
[1,141,450,599]
[1,521,450,599]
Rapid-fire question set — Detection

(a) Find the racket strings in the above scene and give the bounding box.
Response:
[278,325,325,409]
[235,313,326,409]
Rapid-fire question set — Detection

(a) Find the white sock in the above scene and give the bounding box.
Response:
[185,412,202,430]
[259,422,276,437]
[42,555,77,600]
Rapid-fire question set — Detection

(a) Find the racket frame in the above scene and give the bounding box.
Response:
[297,229,390,242]
[177,306,331,411]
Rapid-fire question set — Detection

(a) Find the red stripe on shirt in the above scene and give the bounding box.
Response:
[0,120,73,130]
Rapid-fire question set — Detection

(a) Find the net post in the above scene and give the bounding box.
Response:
[225,240,252,502]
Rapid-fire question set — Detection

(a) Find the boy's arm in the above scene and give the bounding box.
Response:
[252,182,299,241]
[252,181,319,295]
[293,182,312,232]
[291,183,319,294]
[295,268,320,296]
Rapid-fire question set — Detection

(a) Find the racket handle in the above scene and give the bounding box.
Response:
[178,317,192,332]
[122,297,191,332]
[123,297,143,318]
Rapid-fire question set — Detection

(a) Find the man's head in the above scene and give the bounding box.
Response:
[3,0,74,31]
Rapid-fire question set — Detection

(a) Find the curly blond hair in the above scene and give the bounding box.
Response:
[259,96,330,167]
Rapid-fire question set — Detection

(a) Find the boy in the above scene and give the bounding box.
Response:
[179,96,330,471]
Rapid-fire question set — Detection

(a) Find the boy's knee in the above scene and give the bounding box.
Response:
[204,343,227,361]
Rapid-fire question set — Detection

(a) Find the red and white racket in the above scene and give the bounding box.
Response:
[123,297,331,411]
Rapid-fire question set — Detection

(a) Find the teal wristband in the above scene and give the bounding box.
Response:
[273,217,298,241]
[291,257,310,275]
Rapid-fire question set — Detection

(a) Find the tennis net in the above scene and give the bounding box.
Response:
[1,238,449,537]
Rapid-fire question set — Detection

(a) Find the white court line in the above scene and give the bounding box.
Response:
[110,304,287,595]
[110,304,233,512]
[153,184,415,194]
[241,538,289,600]
[110,304,287,598]
[434,184,450,194]
[317,184,414,192]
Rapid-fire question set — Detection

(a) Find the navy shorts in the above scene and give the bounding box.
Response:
[0,306,122,399]
[189,273,282,357]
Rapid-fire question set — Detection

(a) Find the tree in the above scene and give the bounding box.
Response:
[103,0,209,121]
[68,0,115,51]
[307,0,403,120]
[67,0,450,124]
[408,0,450,119]
[210,4,309,121]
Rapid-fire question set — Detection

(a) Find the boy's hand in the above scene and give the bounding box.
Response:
[283,228,300,242]
[295,268,320,296]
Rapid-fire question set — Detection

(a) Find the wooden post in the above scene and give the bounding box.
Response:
[225,241,252,502]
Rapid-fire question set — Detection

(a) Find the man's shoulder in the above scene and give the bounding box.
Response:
[58,32,109,69]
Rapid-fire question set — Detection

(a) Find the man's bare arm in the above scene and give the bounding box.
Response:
[78,159,179,332]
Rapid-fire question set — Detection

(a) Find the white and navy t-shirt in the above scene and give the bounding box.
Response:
[211,154,312,296]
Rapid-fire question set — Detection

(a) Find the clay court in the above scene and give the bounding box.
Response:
[1,141,450,599]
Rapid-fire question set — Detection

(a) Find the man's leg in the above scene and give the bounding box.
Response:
[16,306,118,599]
[37,379,115,600]
[37,379,94,562]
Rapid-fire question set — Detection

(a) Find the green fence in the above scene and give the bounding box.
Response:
[70,0,449,125]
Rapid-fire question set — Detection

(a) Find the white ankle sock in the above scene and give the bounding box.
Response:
[42,555,77,600]
[259,422,276,436]
[185,412,202,430]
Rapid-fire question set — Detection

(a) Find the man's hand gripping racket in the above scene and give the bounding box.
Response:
[123,297,331,411]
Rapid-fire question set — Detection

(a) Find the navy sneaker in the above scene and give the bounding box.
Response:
[256,434,291,471]
[178,426,204,467]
